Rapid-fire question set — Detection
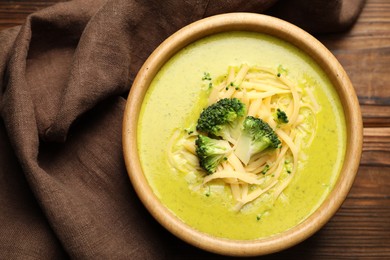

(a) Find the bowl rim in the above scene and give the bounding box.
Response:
[122,13,363,257]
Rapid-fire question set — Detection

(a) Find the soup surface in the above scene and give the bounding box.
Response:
[137,32,346,240]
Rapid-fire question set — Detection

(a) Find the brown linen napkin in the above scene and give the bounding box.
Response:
[0,0,363,258]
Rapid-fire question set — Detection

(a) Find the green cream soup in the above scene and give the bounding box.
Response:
[137,32,346,240]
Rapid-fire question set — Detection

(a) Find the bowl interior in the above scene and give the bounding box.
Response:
[122,13,363,256]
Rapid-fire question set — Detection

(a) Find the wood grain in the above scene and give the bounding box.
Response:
[0,0,389,258]
[318,0,390,123]
[362,127,390,166]
[317,1,390,258]
[0,1,68,31]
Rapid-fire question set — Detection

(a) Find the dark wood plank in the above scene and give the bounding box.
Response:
[361,105,390,127]
[362,127,390,166]
[0,1,68,31]
[318,0,390,123]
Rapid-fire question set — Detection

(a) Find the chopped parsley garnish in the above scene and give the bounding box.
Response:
[202,72,212,81]
[261,164,270,175]
[184,126,196,135]
[277,64,287,77]
[205,186,211,197]
[285,160,292,174]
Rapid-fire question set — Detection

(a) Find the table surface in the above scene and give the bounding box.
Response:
[1,0,389,258]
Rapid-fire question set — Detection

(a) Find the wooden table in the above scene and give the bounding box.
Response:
[1,0,389,258]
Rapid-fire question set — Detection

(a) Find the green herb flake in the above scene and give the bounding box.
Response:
[261,164,270,175]
[277,64,288,77]
[205,186,211,197]
[184,126,195,135]
[202,72,212,81]
[285,161,292,174]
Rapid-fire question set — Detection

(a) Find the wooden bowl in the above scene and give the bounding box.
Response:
[122,13,363,256]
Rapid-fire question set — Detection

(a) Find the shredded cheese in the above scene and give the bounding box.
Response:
[167,64,319,211]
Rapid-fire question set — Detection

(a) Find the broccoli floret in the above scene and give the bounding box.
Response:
[276,108,289,124]
[196,98,246,143]
[195,135,232,174]
[234,116,281,165]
